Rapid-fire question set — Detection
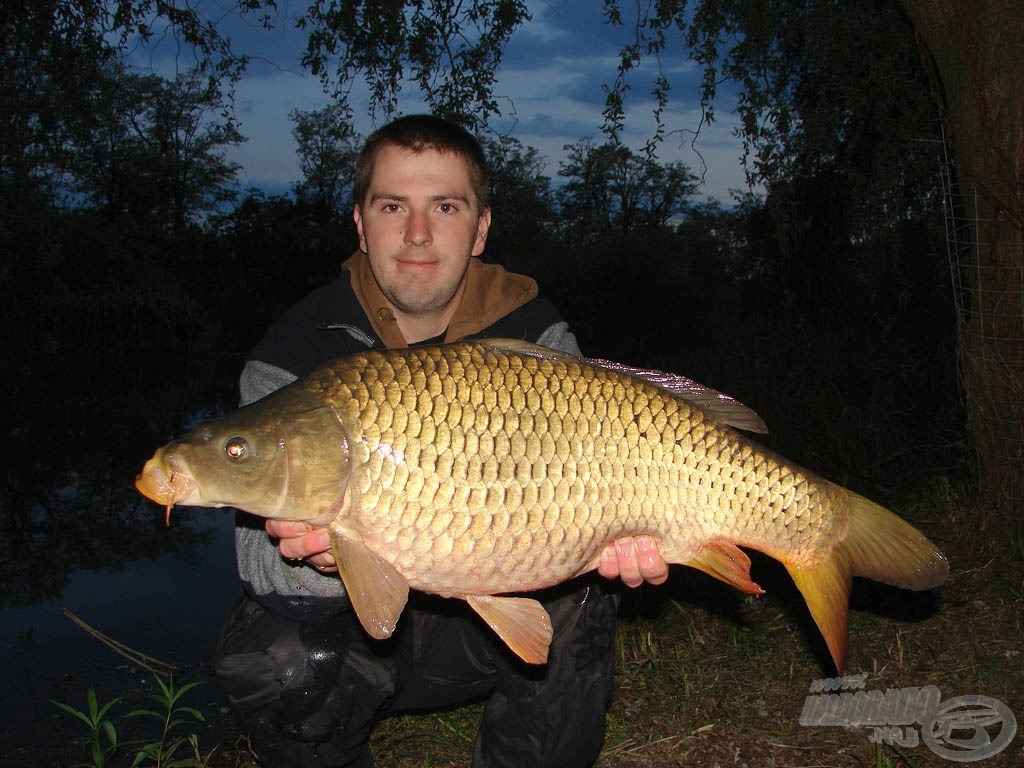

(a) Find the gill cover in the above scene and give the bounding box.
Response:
[140,384,353,523]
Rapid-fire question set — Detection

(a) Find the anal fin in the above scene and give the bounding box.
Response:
[686,539,766,595]
[466,594,553,664]
[331,533,410,640]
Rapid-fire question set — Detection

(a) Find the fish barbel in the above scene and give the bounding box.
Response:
[135,339,948,669]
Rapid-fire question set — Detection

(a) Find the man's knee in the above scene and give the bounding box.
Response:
[215,594,396,767]
[473,581,620,768]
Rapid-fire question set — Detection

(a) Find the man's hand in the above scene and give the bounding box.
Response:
[267,520,337,574]
[598,536,669,587]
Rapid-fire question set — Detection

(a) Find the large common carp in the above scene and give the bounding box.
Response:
[136,339,948,670]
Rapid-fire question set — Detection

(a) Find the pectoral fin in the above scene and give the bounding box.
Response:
[466,594,553,664]
[330,533,409,640]
[686,539,766,595]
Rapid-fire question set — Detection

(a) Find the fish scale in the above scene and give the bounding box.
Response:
[329,344,805,595]
[136,338,948,669]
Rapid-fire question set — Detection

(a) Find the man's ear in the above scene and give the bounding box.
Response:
[472,207,492,256]
[353,204,367,253]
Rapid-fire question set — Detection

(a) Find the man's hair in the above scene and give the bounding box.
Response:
[353,114,490,211]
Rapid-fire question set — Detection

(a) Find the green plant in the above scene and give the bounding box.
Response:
[126,675,214,767]
[53,674,215,768]
[50,687,122,768]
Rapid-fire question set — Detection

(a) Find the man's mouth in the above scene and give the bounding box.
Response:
[395,255,438,266]
[394,259,440,273]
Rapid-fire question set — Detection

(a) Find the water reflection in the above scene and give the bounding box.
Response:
[0,353,246,761]
[0,465,217,609]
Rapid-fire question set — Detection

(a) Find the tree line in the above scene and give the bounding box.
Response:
[0,0,973,502]
[0,53,721,361]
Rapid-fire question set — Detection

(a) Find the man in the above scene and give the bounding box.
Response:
[215,114,667,768]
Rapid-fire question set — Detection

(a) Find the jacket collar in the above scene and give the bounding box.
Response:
[341,251,538,348]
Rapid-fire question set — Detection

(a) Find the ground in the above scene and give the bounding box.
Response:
[43,493,1024,767]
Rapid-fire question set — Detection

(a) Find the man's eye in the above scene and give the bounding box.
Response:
[438,202,457,214]
[382,203,401,213]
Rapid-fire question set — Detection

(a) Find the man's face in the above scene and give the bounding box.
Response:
[353,144,491,321]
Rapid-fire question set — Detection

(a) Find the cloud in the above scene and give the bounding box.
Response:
[215,1,753,202]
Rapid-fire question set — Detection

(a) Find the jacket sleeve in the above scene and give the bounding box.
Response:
[535,320,582,357]
[234,359,352,624]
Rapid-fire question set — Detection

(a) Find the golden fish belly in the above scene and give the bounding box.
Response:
[311,342,844,598]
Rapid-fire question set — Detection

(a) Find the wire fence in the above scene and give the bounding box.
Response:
[940,139,1024,511]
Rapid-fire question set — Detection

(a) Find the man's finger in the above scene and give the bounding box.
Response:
[277,528,332,561]
[614,538,643,588]
[598,543,620,579]
[266,519,312,539]
[634,536,670,585]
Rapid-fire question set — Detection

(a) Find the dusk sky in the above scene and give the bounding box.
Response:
[144,1,753,203]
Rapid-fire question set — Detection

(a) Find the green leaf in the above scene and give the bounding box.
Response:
[95,697,121,723]
[125,707,163,719]
[50,699,95,727]
[100,720,118,747]
[177,706,206,722]
[173,681,204,697]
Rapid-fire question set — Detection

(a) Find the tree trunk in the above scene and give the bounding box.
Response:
[900,0,1024,515]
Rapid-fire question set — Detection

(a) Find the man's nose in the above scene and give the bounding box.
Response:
[404,209,432,245]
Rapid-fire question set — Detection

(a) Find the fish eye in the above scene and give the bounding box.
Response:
[224,436,249,461]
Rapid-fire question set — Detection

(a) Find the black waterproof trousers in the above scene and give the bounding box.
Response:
[215,580,618,767]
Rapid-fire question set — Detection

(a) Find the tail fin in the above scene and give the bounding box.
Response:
[842,492,949,590]
[786,489,949,674]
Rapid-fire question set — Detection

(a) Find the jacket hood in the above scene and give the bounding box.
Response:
[341,251,539,347]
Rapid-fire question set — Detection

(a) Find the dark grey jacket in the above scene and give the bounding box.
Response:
[235,268,581,622]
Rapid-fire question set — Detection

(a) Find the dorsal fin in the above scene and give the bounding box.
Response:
[480,338,768,433]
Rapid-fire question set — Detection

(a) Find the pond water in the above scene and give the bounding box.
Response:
[0,353,248,762]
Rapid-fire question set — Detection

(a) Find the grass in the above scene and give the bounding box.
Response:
[47,483,1024,768]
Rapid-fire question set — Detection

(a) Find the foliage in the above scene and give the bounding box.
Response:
[126,676,212,767]
[68,64,244,231]
[1,3,245,362]
[1,59,243,362]
[0,0,260,85]
[214,188,356,343]
[297,0,532,130]
[598,0,944,265]
[52,676,215,768]
[558,139,699,236]
[290,103,361,223]
[0,1,108,194]
[51,687,121,768]
[481,134,555,265]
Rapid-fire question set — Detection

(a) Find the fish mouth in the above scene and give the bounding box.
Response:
[135,448,197,525]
